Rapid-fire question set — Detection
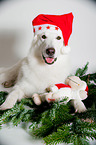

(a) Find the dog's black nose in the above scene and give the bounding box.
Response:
[46,48,55,56]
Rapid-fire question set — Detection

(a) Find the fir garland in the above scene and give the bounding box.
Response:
[0,63,96,145]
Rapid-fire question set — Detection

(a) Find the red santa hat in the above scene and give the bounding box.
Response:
[32,13,74,46]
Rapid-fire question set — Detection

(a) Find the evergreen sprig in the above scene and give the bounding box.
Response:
[75,62,89,77]
[0,63,96,145]
[43,118,96,145]
[29,100,73,138]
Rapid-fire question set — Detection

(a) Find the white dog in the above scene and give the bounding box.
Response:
[0,13,73,110]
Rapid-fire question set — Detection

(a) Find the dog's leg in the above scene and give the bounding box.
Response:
[0,59,24,88]
[0,70,17,88]
[0,87,25,110]
[2,80,16,88]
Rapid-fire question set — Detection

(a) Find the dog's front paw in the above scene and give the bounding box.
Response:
[0,88,25,110]
[32,93,41,105]
[0,102,14,110]
[0,93,18,110]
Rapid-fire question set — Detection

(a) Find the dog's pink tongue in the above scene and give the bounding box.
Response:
[46,58,54,64]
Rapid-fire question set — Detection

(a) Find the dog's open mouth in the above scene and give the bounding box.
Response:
[42,55,57,65]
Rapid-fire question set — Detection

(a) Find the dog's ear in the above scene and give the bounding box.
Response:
[61,46,71,54]
[30,35,38,50]
[33,35,38,43]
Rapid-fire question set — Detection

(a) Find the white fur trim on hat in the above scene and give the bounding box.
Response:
[61,46,71,54]
[33,24,62,35]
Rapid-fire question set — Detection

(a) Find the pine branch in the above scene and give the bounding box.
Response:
[43,118,96,145]
[75,109,96,122]
[29,100,73,137]
[0,98,35,127]
[0,91,8,106]
[80,73,96,86]
[75,62,89,77]
[0,98,53,128]
[81,73,96,109]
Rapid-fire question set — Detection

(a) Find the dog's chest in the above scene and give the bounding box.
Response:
[22,59,70,94]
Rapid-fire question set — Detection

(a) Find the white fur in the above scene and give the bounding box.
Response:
[0,30,71,110]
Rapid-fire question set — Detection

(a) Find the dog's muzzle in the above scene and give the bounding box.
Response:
[42,48,57,65]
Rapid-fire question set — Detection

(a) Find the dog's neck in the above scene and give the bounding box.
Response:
[28,50,70,80]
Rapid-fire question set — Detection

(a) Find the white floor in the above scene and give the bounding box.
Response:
[0,0,96,145]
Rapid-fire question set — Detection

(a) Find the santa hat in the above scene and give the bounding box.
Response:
[32,13,74,47]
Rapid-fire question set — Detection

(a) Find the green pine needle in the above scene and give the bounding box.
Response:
[75,62,89,77]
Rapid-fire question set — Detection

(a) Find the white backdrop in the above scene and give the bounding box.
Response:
[0,0,96,145]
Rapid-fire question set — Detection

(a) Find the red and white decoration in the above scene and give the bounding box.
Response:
[45,76,88,112]
[32,76,88,113]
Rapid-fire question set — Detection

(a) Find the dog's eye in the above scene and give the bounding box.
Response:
[56,36,61,40]
[42,35,47,39]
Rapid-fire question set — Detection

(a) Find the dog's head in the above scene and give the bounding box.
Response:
[30,13,73,65]
[31,29,71,65]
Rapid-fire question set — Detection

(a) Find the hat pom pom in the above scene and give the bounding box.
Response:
[61,46,71,54]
